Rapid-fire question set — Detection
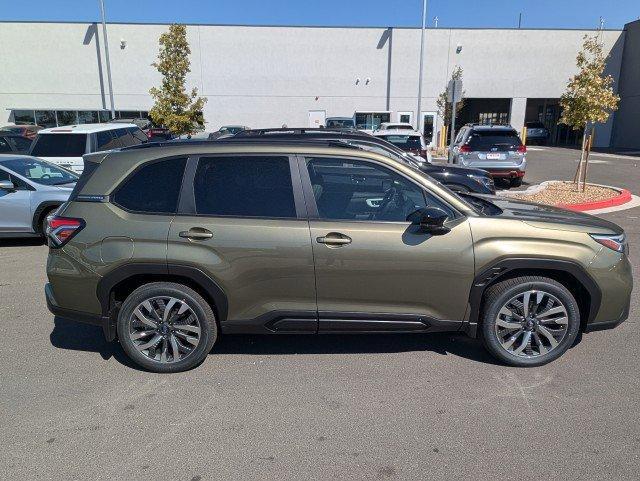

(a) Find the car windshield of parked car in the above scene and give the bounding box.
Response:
[378,135,422,150]
[467,131,521,151]
[1,158,78,185]
[30,133,87,157]
[326,119,354,128]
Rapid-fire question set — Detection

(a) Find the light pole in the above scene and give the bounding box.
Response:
[99,0,115,119]
[416,0,427,132]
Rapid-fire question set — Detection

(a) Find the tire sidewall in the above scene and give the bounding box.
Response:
[117,284,216,373]
[482,280,580,367]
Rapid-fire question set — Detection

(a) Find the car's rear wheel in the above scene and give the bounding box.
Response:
[510,177,523,188]
[117,282,217,373]
[481,276,580,367]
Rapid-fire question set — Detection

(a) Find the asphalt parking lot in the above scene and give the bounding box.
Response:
[1,146,638,480]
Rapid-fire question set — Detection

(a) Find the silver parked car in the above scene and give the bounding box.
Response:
[0,155,78,238]
[449,124,527,187]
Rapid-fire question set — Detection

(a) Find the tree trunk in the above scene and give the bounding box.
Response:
[575,126,587,191]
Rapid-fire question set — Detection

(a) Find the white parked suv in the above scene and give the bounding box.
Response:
[28,123,147,173]
[373,129,432,163]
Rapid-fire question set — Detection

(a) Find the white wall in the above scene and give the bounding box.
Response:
[0,22,625,145]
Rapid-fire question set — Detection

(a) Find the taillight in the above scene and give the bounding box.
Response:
[517,144,527,154]
[459,145,471,153]
[146,131,153,138]
[47,216,85,247]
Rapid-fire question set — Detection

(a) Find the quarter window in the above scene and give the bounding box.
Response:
[306,157,448,222]
[194,156,296,218]
[113,158,187,214]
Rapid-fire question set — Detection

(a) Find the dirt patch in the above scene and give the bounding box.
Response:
[511,181,620,206]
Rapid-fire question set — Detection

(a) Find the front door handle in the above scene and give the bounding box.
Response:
[316,232,352,246]
[179,228,213,240]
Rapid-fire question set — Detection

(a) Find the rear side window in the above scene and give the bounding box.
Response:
[194,156,296,218]
[113,158,187,214]
[96,130,120,151]
[31,134,88,157]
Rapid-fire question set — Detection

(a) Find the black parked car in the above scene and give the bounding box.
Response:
[231,128,495,194]
[0,133,33,154]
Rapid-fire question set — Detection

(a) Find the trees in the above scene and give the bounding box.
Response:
[436,66,465,127]
[149,24,207,137]
[560,35,619,190]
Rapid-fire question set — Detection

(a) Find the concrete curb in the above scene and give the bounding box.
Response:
[497,181,635,212]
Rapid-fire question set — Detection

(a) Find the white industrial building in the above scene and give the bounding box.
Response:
[1,19,639,149]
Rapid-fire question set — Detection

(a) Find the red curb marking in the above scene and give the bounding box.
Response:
[557,188,632,212]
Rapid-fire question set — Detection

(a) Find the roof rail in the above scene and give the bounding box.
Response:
[119,138,364,152]
[234,127,365,137]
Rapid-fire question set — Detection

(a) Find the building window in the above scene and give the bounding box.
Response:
[355,112,391,130]
[12,110,36,125]
[56,111,78,126]
[77,111,99,124]
[35,110,57,128]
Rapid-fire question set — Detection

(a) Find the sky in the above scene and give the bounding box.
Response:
[1,0,638,30]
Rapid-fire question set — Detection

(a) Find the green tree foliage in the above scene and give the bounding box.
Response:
[436,66,465,125]
[149,24,207,136]
[560,35,619,129]
[560,35,619,189]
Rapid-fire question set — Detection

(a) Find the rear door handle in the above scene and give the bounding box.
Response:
[316,232,352,246]
[179,228,213,240]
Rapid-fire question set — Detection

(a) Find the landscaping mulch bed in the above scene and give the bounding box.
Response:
[511,181,619,206]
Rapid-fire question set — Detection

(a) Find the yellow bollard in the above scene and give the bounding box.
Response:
[521,126,527,145]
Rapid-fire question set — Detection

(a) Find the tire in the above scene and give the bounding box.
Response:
[117,282,217,373]
[38,207,57,237]
[510,178,523,188]
[480,276,580,367]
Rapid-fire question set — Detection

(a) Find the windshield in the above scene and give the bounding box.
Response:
[0,158,78,185]
[378,134,423,151]
[30,133,88,157]
[326,119,355,128]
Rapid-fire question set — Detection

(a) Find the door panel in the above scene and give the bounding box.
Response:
[168,217,317,323]
[168,154,316,327]
[302,155,475,324]
[309,219,474,321]
[0,170,32,233]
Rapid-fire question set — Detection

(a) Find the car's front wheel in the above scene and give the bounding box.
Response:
[117,282,217,373]
[481,276,580,367]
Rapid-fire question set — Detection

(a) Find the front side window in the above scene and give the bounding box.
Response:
[194,156,296,218]
[0,158,78,185]
[30,134,88,157]
[306,157,442,222]
[128,127,148,144]
[113,158,187,214]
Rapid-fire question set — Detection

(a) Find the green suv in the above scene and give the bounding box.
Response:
[45,141,632,372]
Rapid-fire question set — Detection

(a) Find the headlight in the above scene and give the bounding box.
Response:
[469,174,495,192]
[590,233,628,254]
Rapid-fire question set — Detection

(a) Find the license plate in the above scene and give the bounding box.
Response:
[486,153,503,160]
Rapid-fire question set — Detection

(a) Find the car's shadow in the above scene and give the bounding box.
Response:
[49,316,503,370]
[0,238,45,248]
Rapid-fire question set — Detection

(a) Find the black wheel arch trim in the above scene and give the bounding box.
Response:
[96,262,229,325]
[32,201,63,233]
[463,257,602,337]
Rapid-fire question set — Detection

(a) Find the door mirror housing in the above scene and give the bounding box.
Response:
[0,180,15,191]
[407,207,450,235]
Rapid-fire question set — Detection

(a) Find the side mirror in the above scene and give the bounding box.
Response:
[407,207,451,235]
[0,180,15,191]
